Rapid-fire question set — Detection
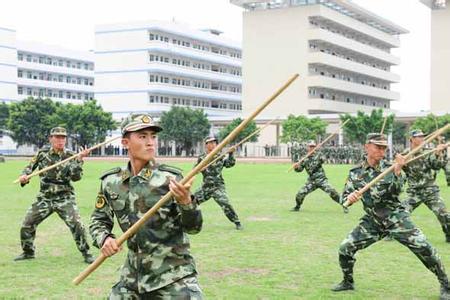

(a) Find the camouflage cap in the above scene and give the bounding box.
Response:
[50,126,67,136]
[307,140,317,147]
[366,133,388,146]
[204,136,218,144]
[121,113,162,136]
[409,129,425,138]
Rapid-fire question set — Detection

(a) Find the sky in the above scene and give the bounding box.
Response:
[0,0,432,113]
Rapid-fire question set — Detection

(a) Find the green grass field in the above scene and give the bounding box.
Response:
[1,159,449,299]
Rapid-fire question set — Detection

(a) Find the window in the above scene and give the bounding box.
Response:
[18,53,23,61]
[18,87,23,94]
[17,70,23,78]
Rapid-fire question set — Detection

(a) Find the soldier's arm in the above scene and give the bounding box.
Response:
[340,171,356,204]
[428,148,447,170]
[170,175,203,234]
[294,160,305,172]
[20,152,41,187]
[89,184,115,248]
[68,158,84,182]
[223,151,236,168]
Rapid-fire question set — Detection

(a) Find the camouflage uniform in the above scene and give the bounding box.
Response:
[445,158,450,187]
[89,113,203,299]
[194,152,241,227]
[335,158,449,292]
[402,147,450,242]
[292,152,342,210]
[19,146,91,258]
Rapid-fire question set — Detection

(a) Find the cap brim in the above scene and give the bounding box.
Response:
[205,139,218,144]
[122,124,162,135]
[369,141,388,147]
[50,133,67,137]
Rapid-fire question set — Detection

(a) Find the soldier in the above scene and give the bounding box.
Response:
[15,127,94,263]
[89,113,203,299]
[291,141,348,213]
[401,130,450,243]
[194,136,243,230]
[332,133,450,299]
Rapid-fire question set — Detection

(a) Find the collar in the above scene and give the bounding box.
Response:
[49,148,64,156]
[123,160,155,182]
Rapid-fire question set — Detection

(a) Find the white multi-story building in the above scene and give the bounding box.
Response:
[0,27,94,154]
[231,0,408,119]
[421,0,450,113]
[94,20,242,120]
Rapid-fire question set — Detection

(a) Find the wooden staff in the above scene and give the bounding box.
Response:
[343,123,450,208]
[405,142,449,165]
[72,73,299,285]
[380,115,389,134]
[13,136,122,184]
[204,118,278,169]
[287,119,349,172]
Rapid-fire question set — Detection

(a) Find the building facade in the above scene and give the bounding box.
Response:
[94,20,242,121]
[231,0,408,120]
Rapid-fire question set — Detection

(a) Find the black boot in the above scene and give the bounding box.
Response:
[82,252,95,264]
[14,252,35,261]
[331,279,354,292]
[446,236,450,243]
[235,222,243,230]
[290,206,300,212]
[440,283,450,300]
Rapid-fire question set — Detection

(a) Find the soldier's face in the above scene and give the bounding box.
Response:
[122,129,157,161]
[49,135,66,151]
[410,136,424,148]
[365,143,387,162]
[205,141,217,152]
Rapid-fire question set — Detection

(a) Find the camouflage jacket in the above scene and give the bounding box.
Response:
[89,161,202,293]
[21,147,83,195]
[196,152,235,186]
[341,159,406,221]
[402,148,447,191]
[294,152,327,181]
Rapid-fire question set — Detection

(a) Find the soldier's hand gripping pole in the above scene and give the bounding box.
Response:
[13,136,122,184]
[72,74,299,285]
[203,118,278,170]
[343,123,450,208]
[287,119,349,172]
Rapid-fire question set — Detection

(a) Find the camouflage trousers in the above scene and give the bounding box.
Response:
[338,213,448,285]
[194,184,240,224]
[20,192,90,254]
[109,275,203,300]
[295,177,341,209]
[404,187,450,240]
[445,163,450,186]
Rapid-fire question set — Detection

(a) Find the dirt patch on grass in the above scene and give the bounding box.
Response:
[206,267,270,279]
[247,216,274,222]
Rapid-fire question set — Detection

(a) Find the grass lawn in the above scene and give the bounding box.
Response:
[0,159,449,299]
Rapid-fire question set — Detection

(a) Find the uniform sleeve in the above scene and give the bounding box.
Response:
[294,159,305,172]
[89,183,115,248]
[222,152,235,168]
[340,172,356,204]
[174,172,203,234]
[68,159,84,182]
[20,153,41,187]
[428,149,447,170]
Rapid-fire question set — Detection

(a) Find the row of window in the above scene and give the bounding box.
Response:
[149,74,241,93]
[309,42,390,71]
[18,86,94,100]
[308,88,389,108]
[18,52,94,71]
[308,65,390,90]
[149,94,242,110]
[309,18,390,53]
[148,32,242,59]
[149,53,241,76]
[17,70,94,86]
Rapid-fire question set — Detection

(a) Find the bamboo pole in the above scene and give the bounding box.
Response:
[13,136,121,184]
[72,74,300,285]
[405,143,449,165]
[343,123,450,207]
[287,119,349,172]
[380,115,389,134]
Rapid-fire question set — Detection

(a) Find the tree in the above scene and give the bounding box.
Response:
[280,115,327,144]
[392,121,408,146]
[52,100,116,146]
[218,118,258,146]
[159,107,210,155]
[411,113,450,140]
[340,109,394,144]
[0,101,9,133]
[7,97,58,148]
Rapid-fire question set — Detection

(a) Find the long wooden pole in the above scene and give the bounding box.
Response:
[13,136,122,184]
[343,123,450,207]
[380,115,389,134]
[287,119,349,172]
[72,73,299,285]
[204,118,277,169]
[405,142,449,165]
